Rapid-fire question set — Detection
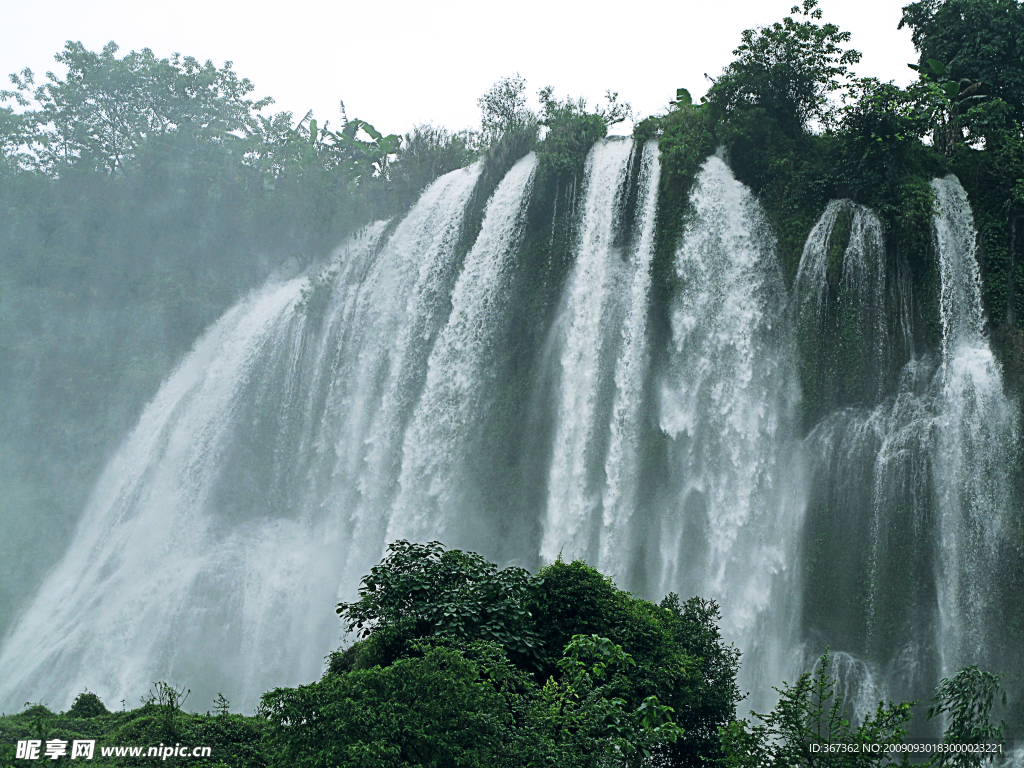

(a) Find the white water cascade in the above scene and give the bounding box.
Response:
[1,145,1017,727]
[657,155,805,705]
[599,141,661,578]
[539,139,662,570]
[931,176,1019,679]
[797,178,1019,716]
[387,152,539,545]
[0,160,484,710]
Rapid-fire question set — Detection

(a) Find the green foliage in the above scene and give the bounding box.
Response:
[213,693,231,717]
[67,691,109,718]
[926,667,1006,767]
[535,86,630,176]
[318,547,739,766]
[900,0,1024,129]
[527,559,742,765]
[388,123,479,202]
[657,103,717,193]
[721,650,914,767]
[144,681,190,740]
[720,653,1011,768]
[534,634,684,764]
[705,0,861,133]
[0,700,268,768]
[265,634,687,768]
[478,74,533,143]
[336,540,542,664]
[3,41,271,174]
[311,113,403,182]
[263,640,521,768]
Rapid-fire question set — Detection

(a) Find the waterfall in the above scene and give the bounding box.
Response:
[599,141,661,579]
[795,199,914,416]
[0,159,484,710]
[541,138,635,564]
[797,178,1019,717]
[1,144,1016,728]
[0,270,334,711]
[387,152,538,545]
[797,199,935,698]
[537,138,663,575]
[931,176,1019,678]
[338,162,483,586]
[656,155,805,705]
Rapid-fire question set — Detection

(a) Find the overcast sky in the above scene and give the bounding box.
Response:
[1,0,919,136]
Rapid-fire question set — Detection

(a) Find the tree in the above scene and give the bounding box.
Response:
[335,540,541,664]
[66,691,109,718]
[477,74,533,141]
[706,0,862,132]
[145,682,190,740]
[327,545,741,766]
[926,666,1007,767]
[213,692,231,717]
[263,641,524,768]
[4,41,272,173]
[526,559,742,764]
[721,650,914,768]
[900,0,1024,124]
[387,124,477,201]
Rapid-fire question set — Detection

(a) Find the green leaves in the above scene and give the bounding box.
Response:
[0,40,407,190]
[720,652,1009,768]
[335,540,541,663]
[900,0,1024,151]
[721,649,915,768]
[261,641,520,768]
[477,74,534,142]
[313,117,403,182]
[2,41,272,174]
[670,87,693,108]
[705,0,861,132]
[327,548,742,765]
[927,667,1006,767]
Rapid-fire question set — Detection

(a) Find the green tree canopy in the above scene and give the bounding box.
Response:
[705,0,862,132]
[900,0,1024,123]
[4,41,272,173]
[335,540,541,663]
[330,543,741,766]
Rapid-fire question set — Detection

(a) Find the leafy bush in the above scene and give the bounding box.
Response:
[330,545,741,766]
[705,0,861,133]
[534,86,630,176]
[2,41,271,174]
[478,74,534,144]
[263,641,522,768]
[335,540,542,665]
[722,650,914,768]
[67,691,109,718]
[927,666,1007,767]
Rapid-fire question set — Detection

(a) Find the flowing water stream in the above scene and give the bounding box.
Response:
[0,147,1017,724]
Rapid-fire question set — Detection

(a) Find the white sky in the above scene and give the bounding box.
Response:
[1,0,919,137]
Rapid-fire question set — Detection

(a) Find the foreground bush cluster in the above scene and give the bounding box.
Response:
[0,543,1008,767]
